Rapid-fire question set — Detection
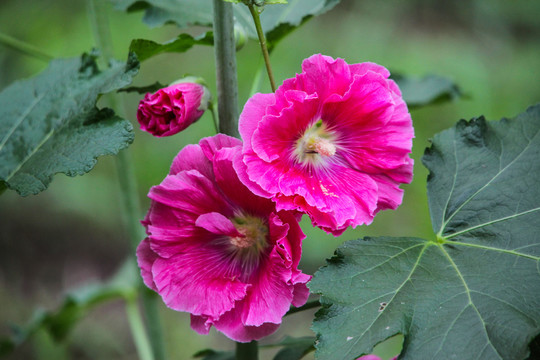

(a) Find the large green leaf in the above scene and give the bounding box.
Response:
[309,104,540,360]
[392,74,463,109]
[112,0,340,50]
[0,53,138,196]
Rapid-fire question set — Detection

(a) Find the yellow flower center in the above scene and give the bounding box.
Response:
[294,119,337,166]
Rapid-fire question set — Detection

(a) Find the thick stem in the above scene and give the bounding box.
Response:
[236,341,259,360]
[0,32,53,62]
[247,4,276,92]
[212,0,240,137]
[87,1,165,359]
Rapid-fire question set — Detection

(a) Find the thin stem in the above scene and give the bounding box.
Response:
[0,32,53,62]
[125,297,155,360]
[285,299,321,316]
[247,4,276,92]
[209,103,219,134]
[236,341,259,360]
[212,0,240,137]
[87,1,166,359]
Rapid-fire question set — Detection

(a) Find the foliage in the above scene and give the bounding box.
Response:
[309,104,540,359]
[112,0,340,51]
[0,52,138,196]
[0,260,139,353]
[392,74,463,109]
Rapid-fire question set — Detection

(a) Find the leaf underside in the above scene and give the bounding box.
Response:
[310,104,540,360]
[0,53,138,196]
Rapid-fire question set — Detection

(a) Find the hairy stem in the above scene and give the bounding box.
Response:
[87,1,165,359]
[0,32,53,62]
[247,4,276,92]
[213,0,240,137]
[236,341,259,360]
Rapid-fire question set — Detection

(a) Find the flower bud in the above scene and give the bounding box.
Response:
[234,23,247,51]
[137,81,210,137]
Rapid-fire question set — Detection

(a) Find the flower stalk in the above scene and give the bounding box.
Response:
[247,3,276,92]
[86,1,165,359]
[236,341,259,360]
[212,0,240,137]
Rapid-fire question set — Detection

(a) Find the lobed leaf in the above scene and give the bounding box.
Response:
[0,53,138,196]
[310,104,540,359]
[392,74,463,109]
[112,0,340,51]
[129,31,213,62]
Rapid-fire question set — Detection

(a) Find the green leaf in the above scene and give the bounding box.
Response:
[392,74,463,109]
[0,53,138,196]
[271,336,315,360]
[129,31,213,62]
[0,260,139,354]
[310,104,540,360]
[112,0,340,51]
[118,81,167,94]
[111,0,214,28]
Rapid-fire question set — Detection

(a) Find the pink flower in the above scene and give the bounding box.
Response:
[238,54,414,235]
[137,134,310,342]
[137,82,210,137]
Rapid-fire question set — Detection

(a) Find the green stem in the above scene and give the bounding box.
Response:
[236,341,259,360]
[87,1,166,359]
[285,299,321,316]
[247,4,276,92]
[209,103,219,134]
[0,32,53,62]
[125,297,155,360]
[212,0,240,137]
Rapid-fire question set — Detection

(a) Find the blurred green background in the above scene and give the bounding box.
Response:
[1,0,539,359]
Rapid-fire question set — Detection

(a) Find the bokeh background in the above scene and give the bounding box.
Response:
[1,0,539,359]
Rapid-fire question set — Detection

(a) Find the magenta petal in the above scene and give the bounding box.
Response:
[196,212,242,237]
[211,302,281,342]
[152,251,249,317]
[136,238,158,291]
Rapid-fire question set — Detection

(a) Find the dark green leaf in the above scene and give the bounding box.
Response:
[527,334,540,360]
[193,349,235,360]
[0,53,138,196]
[392,74,463,109]
[129,32,213,62]
[118,81,167,94]
[0,260,138,355]
[271,336,315,360]
[310,104,540,360]
[111,0,214,28]
[112,0,340,51]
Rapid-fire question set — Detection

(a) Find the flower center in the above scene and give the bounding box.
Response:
[228,216,269,281]
[294,119,337,166]
[230,216,268,252]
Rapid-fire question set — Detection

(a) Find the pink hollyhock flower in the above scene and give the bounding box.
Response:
[238,54,414,235]
[137,134,310,342]
[137,82,210,137]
